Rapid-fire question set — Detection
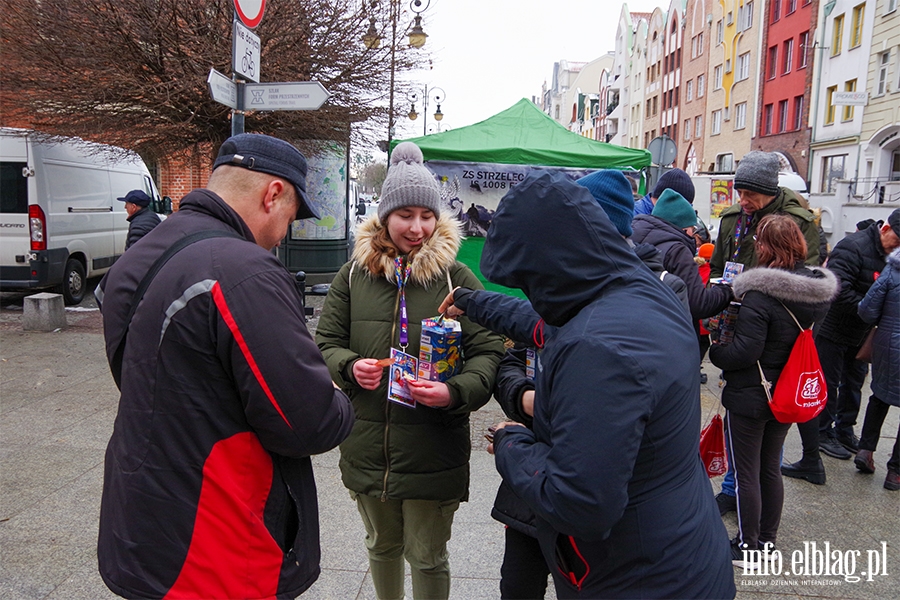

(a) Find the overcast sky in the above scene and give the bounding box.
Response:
[387,0,667,141]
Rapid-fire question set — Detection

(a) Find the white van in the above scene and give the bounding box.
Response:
[0,128,161,304]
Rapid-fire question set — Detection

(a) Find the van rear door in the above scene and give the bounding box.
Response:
[0,136,32,284]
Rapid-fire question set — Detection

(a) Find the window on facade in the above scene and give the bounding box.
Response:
[735,102,747,129]
[714,65,723,89]
[832,15,844,56]
[888,0,898,13]
[653,96,659,115]
[783,39,793,74]
[778,100,789,132]
[647,99,652,115]
[764,103,774,134]
[698,74,705,97]
[799,31,810,68]
[850,4,864,48]
[877,51,891,95]
[825,85,837,124]
[684,119,692,140]
[821,155,846,193]
[687,79,694,101]
[717,20,724,45]
[787,0,797,14]
[768,46,778,79]
[712,109,722,134]
[738,52,751,81]
[772,0,781,22]
[695,115,703,138]
[842,79,857,120]
[793,95,804,130]
[739,1,754,31]
[716,154,734,172]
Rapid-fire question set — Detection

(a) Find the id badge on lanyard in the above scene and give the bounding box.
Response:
[389,257,418,408]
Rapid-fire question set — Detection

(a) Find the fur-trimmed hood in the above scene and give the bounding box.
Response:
[888,247,900,269]
[351,213,462,286]
[733,265,838,305]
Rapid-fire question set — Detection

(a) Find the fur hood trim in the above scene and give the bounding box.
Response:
[733,266,838,305]
[351,213,462,286]
[888,247,900,269]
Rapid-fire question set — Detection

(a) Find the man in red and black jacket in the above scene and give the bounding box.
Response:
[96,134,354,599]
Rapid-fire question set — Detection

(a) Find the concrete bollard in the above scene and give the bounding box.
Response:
[23,292,67,331]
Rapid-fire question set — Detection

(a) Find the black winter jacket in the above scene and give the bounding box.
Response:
[481,171,735,600]
[96,189,354,599]
[632,214,733,320]
[632,241,691,314]
[710,264,837,419]
[124,206,161,249]
[816,223,889,346]
[491,346,540,537]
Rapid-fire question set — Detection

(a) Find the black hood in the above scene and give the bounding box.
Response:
[481,170,646,327]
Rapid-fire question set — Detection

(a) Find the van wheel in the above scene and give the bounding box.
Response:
[57,259,86,305]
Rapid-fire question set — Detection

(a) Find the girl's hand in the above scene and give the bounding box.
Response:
[406,379,452,408]
[353,358,385,390]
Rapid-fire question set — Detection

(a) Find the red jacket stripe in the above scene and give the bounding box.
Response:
[211,281,292,428]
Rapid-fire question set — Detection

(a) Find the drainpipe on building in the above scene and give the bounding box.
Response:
[809,0,837,181]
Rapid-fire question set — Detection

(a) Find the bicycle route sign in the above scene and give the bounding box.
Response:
[233,20,260,82]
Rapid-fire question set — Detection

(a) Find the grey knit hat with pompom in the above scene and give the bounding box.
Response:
[378,142,441,221]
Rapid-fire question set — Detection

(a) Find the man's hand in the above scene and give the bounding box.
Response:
[406,379,452,408]
[486,420,525,455]
[352,358,385,390]
[438,287,464,319]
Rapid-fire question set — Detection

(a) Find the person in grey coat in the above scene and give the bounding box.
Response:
[855,247,900,491]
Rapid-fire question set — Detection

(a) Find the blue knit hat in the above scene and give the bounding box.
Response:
[652,189,697,229]
[575,170,635,237]
[652,168,695,204]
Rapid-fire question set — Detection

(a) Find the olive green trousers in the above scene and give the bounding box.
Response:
[353,492,460,600]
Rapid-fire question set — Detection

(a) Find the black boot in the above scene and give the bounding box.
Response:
[781,452,826,485]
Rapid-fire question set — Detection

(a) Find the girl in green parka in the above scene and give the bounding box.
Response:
[316,142,504,600]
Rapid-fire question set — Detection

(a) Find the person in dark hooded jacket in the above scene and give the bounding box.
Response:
[464,170,735,599]
[709,215,837,567]
[632,188,733,325]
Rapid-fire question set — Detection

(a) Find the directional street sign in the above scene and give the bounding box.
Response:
[207,68,237,109]
[243,81,330,111]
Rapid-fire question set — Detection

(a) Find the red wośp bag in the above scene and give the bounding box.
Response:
[700,413,728,478]
[767,328,827,424]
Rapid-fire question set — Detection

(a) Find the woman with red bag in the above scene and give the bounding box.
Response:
[709,215,837,568]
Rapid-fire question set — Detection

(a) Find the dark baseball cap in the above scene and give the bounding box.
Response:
[117,190,152,207]
[213,133,320,220]
[889,209,900,238]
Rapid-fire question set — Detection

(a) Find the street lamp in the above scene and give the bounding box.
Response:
[407,85,446,135]
[361,0,432,150]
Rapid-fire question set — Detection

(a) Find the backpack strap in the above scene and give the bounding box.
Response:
[110,229,242,389]
[779,302,808,332]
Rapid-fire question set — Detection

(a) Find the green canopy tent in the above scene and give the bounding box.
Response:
[391,98,651,296]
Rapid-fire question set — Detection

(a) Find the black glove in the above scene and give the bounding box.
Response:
[452,287,475,312]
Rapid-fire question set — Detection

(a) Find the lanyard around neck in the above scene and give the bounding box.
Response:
[394,257,412,349]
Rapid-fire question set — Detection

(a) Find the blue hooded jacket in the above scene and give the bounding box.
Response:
[483,171,735,599]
